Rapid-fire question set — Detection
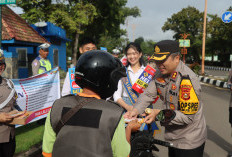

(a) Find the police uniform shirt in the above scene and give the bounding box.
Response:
[32,55,42,75]
[228,70,232,106]
[32,55,51,76]
[134,61,207,149]
[0,78,17,143]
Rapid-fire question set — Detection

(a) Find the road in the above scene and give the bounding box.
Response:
[154,82,232,157]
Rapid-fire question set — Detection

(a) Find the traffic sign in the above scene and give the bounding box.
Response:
[100,47,107,51]
[179,39,190,47]
[222,11,232,23]
[0,0,16,5]
[181,48,187,55]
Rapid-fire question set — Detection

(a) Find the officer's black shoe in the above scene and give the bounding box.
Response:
[227,153,232,157]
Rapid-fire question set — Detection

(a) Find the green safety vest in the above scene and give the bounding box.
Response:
[37,57,52,74]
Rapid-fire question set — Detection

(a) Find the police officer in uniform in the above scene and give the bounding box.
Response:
[227,69,232,157]
[42,50,130,157]
[125,40,207,157]
[228,69,232,127]
[0,50,18,157]
[32,43,52,76]
[112,48,120,58]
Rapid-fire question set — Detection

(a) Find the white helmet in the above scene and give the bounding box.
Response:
[112,49,120,54]
[39,43,50,49]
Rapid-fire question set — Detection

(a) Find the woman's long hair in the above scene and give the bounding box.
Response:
[125,42,146,67]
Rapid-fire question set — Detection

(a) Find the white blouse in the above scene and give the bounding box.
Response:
[113,65,145,102]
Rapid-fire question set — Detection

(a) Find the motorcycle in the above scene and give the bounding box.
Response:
[130,127,173,157]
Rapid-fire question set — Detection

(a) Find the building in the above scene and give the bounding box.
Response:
[2,6,70,79]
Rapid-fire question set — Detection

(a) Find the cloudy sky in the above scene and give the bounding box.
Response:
[123,0,231,42]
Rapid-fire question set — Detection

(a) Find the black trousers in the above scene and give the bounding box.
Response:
[168,142,205,157]
[0,136,16,157]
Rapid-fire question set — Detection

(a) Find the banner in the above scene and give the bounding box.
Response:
[12,67,60,124]
[68,68,82,95]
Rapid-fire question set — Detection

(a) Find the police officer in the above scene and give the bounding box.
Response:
[0,49,18,157]
[125,40,207,157]
[32,43,52,75]
[112,48,120,58]
[42,50,130,157]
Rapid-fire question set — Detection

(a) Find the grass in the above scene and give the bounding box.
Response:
[15,122,44,154]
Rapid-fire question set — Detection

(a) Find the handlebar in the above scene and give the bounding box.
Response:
[151,138,173,148]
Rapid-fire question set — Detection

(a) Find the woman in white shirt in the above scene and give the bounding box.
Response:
[113,42,146,111]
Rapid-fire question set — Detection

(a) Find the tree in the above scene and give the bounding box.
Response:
[17,0,97,66]
[162,6,204,62]
[83,1,140,40]
[134,37,144,45]
[207,10,232,66]
[17,0,140,64]
[98,36,128,53]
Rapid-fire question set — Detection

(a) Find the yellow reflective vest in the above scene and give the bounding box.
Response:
[36,57,52,74]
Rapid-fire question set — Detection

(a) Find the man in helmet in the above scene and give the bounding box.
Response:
[112,48,120,58]
[42,50,130,157]
[0,49,18,157]
[32,43,52,75]
[61,37,97,96]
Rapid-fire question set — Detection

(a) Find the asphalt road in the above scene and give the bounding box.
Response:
[154,82,232,157]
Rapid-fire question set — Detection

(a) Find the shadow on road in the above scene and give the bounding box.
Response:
[207,125,232,155]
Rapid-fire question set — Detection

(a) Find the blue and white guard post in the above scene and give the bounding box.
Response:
[222,11,232,23]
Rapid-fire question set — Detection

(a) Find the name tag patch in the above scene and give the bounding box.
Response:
[179,102,199,114]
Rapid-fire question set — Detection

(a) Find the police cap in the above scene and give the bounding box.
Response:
[150,40,180,61]
[39,43,50,51]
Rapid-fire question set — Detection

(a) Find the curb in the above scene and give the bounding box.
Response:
[199,75,228,88]
[205,66,231,71]
[14,143,42,157]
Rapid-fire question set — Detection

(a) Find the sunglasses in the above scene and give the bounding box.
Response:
[42,48,49,52]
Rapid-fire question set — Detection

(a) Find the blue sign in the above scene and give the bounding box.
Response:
[100,47,107,51]
[222,11,232,23]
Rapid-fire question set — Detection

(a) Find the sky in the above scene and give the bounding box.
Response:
[123,0,232,42]
[10,0,231,42]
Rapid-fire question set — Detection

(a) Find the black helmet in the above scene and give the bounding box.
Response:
[75,50,126,99]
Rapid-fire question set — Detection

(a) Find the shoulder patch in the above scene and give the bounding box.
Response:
[178,76,199,115]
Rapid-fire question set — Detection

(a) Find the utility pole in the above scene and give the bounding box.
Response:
[131,24,137,42]
[201,0,207,75]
